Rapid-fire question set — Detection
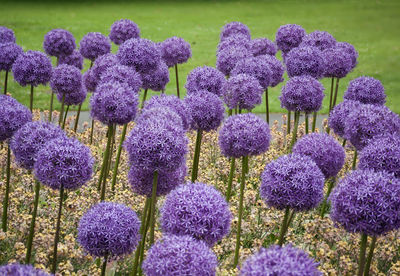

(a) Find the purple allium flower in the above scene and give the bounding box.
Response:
[85,53,119,92]
[231,56,272,89]
[99,64,142,94]
[58,49,84,70]
[223,73,263,110]
[220,21,251,41]
[141,61,169,91]
[250,38,277,57]
[260,54,284,87]
[79,32,111,61]
[285,46,325,79]
[0,95,32,142]
[300,31,336,51]
[117,38,161,73]
[293,133,345,178]
[343,76,386,105]
[125,120,188,173]
[0,26,16,44]
[217,46,252,77]
[10,121,65,170]
[260,153,325,211]
[109,19,140,45]
[330,170,400,236]
[160,36,191,67]
[0,263,50,276]
[280,75,325,113]
[219,113,271,158]
[275,24,306,53]
[137,106,184,131]
[63,85,87,106]
[34,136,93,190]
[90,81,138,125]
[336,42,358,69]
[43,29,76,57]
[217,35,251,54]
[12,50,52,87]
[0,43,23,71]
[143,94,192,131]
[142,235,218,276]
[184,90,224,132]
[240,244,322,276]
[185,66,227,96]
[344,104,400,151]
[358,134,400,178]
[328,100,361,138]
[322,46,353,79]
[83,69,97,92]
[161,182,231,246]
[129,161,186,197]
[50,64,82,97]
[78,202,140,258]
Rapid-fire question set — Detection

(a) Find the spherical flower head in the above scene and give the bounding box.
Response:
[0,95,32,142]
[109,19,140,45]
[143,94,192,131]
[125,120,188,173]
[34,136,93,190]
[58,49,84,70]
[83,69,97,92]
[330,170,400,236]
[300,31,336,51]
[63,84,87,106]
[0,263,50,276]
[117,38,161,73]
[250,38,277,56]
[78,202,140,258]
[10,121,65,170]
[99,64,142,94]
[240,244,322,276]
[328,100,361,138]
[217,35,251,54]
[137,106,184,132]
[79,32,111,61]
[0,43,23,71]
[217,46,252,76]
[219,113,271,158]
[231,56,272,89]
[322,46,353,78]
[259,54,284,87]
[285,46,325,79]
[275,24,306,53]
[280,75,325,113]
[293,133,345,178]
[344,104,400,151]
[223,73,263,110]
[261,153,325,211]
[50,64,82,96]
[141,61,169,91]
[0,26,16,44]
[160,36,191,67]
[220,21,251,41]
[185,65,227,96]
[336,42,358,69]
[143,235,218,276]
[12,50,52,87]
[90,81,138,125]
[43,29,76,57]
[184,90,224,132]
[343,76,386,105]
[86,53,119,92]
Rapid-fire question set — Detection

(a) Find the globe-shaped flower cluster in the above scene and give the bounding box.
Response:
[159,36,192,67]
[217,35,250,54]
[0,43,23,71]
[217,46,252,77]
[0,26,16,44]
[84,53,119,92]
[285,46,325,79]
[99,64,142,94]
[79,32,111,61]
[109,19,140,45]
[322,46,353,79]
[141,61,169,91]
[299,30,336,51]
[343,76,386,105]
[58,49,83,70]
[250,38,277,56]
[260,54,284,87]
[223,74,263,110]
[0,263,50,276]
[50,64,82,95]
[220,21,251,41]
[43,29,76,57]
[336,42,358,69]
[328,100,361,138]
[185,65,227,96]
[231,56,272,89]
[275,24,306,53]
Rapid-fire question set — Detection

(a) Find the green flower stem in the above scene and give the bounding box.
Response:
[25,180,41,264]
[1,145,11,232]
[352,149,358,170]
[305,113,309,134]
[49,92,54,122]
[30,85,34,113]
[111,123,128,191]
[62,105,69,130]
[228,109,233,116]
[100,124,114,201]
[90,119,95,144]
[278,207,291,246]
[311,111,317,132]
[357,233,368,276]
[149,196,158,244]
[289,111,300,151]
[101,253,109,276]
[141,89,148,109]
[329,77,334,112]
[73,103,82,133]
[148,171,158,246]
[265,88,269,124]
[58,93,65,126]
[233,155,248,267]
[342,139,347,147]
[51,184,64,274]
[191,129,203,182]
[225,157,236,202]
[97,126,112,192]
[4,70,8,94]
[319,177,336,218]
[287,110,291,135]
[175,64,180,98]
[364,236,377,276]
[332,78,340,109]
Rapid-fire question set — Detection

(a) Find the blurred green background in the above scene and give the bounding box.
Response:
[1,0,399,113]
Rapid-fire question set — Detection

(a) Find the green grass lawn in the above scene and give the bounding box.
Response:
[1,0,399,113]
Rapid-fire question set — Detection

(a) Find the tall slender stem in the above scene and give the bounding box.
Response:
[73,103,82,132]
[278,207,290,246]
[191,130,203,182]
[305,113,309,134]
[332,78,340,109]
[311,112,317,132]
[141,89,148,109]
[148,171,159,246]
[30,85,34,113]
[289,111,300,151]
[226,157,236,202]
[228,109,233,116]
[101,253,109,276]
[62,105,69,129]
[100,124,114,201]
[111,123,128,191]
[329,77,334,112]
[51,184,64,274]
[149,196,158,245]
[4,70,8,94]
[265,89,269,124]
[342,139,347,148]
[58,93,65,126]
[25,180,41,264]
[233,155,248,267]
[49,91,54,122]
[90,119,95,144]
[1,145,11,232]
[352,149,358,170]
[319,177,336,218]
[364,236,377,276]
[287,111,291,135]
[357,233,368,276]
[175,64,180,98]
